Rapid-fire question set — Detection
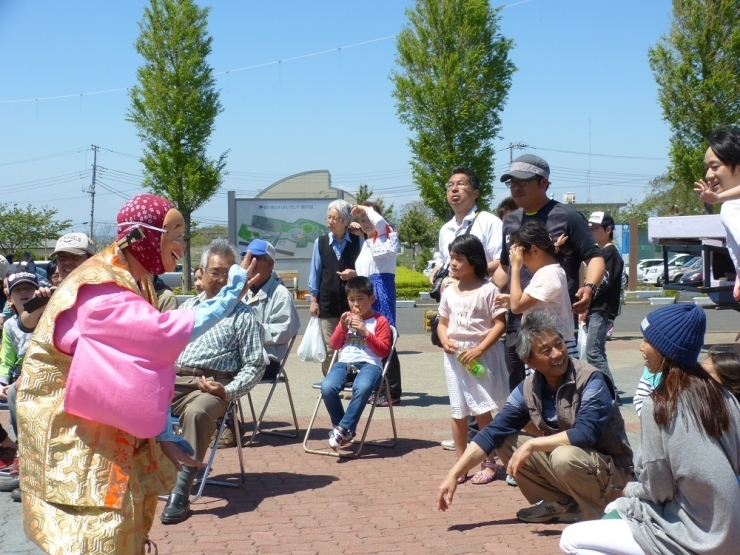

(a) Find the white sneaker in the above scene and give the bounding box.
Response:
[441,439,456,451]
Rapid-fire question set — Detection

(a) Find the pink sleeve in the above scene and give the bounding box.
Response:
[59,282,195,438]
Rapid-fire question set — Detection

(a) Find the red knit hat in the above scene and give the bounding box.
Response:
[116,194,175,275]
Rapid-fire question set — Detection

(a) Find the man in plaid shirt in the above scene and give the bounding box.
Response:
[161,238,266,525]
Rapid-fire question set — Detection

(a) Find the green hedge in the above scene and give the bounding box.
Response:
[395,266,429,299]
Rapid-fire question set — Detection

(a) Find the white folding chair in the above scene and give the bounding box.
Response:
[302,325,398,458]
[159,400,247,504]
[244,334,299,446]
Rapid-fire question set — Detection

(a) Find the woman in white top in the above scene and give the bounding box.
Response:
[694,127,740,302]
[350,202,401,405]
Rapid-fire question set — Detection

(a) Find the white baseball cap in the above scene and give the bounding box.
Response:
[51,232,96,258]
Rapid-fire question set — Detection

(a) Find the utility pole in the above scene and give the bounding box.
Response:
[86,145,98,241]
[508,141,528,163]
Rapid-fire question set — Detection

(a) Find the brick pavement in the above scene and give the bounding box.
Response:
[0,330,690,555]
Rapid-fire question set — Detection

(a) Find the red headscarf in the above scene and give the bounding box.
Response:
[116,194,175,275]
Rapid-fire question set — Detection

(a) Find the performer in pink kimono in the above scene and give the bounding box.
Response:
[16,194,259,555]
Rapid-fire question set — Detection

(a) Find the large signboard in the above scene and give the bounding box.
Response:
[232,198,332,260]
[614,223,629,256]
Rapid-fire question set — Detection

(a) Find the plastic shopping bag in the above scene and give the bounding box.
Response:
[298,317,327,363]
[577,321,588,360]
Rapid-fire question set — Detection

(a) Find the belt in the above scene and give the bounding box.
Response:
[176,365,233,381]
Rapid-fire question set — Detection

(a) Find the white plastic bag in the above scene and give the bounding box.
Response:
[298,317,327,363]
[577,321,588,360]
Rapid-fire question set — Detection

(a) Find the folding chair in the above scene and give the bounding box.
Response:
[160,400,247,503]
[302,325,398,458]
[244,334,299,446]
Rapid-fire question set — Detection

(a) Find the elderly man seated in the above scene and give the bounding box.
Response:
[161,238,265,525]
[437,309,633,523]
[243,239,300,379]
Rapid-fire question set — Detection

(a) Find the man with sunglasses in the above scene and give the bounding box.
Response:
[161,238,266,525]
[494,154,605,392]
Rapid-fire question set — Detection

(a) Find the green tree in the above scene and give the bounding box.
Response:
[0,204,71,259]
[355,183,396,227]
[398,201,441,268]
[649,0,740,213]
[620,174,705,229]
[391,0,515,220]
[127,0,227,289]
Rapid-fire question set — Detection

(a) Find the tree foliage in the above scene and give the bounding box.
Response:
[127,0,227,288]
[391,0,515,220]
[0,204,72,258]
[355,183,396,227]
[619,174,705,229]
[398,201,441,249]
[649,0,740,210]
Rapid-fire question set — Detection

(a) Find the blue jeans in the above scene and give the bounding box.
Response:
[585,311,614,383]
[321,361,382,434]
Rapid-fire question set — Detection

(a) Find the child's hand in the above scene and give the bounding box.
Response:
[457,348,481,365]
[494,294,510,309]
[509,245,524,267]
[350,315,368,336]
[339,311,352,330]
[442,339,458,354]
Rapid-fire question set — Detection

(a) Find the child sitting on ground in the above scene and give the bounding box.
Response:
[320,276,392,451]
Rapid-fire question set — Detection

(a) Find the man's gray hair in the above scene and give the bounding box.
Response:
[327,199,352,224]
[200,238,239,270]
[515,309,564,360]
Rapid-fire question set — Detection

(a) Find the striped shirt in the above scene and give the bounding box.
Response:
[177,293,266,402]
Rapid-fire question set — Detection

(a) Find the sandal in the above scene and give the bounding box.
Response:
[470,461,499,485]
[456,474,470,485]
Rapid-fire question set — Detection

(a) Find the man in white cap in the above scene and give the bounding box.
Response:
[494,154,605,392]
[19,232,95,331]
[242,239,300,380]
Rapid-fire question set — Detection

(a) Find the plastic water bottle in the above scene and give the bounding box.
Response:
[457,352,486,378]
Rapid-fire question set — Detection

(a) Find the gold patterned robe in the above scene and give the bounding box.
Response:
[16,247,178,555]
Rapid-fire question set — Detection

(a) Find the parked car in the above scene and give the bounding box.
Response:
[679,259,704,284]
[159,264,195,289]
[642,254,694,286]
[636,259,664,284]
[422,259,437,277]
[671,256,702,283]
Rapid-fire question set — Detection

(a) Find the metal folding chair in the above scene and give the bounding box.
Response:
[244,334,299,446]
[302,325,398,458]
[159,400,247,504]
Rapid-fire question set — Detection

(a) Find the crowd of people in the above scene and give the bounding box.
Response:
[1,127,740,554]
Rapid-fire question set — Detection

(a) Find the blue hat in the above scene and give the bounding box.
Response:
[640,304,706,367]
[240,239,275,260]
[7,270,39,294]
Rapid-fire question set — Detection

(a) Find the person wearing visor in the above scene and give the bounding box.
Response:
[16,194,261,555]
[493,154,605,392]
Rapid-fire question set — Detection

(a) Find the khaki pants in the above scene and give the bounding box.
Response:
[172,376,230,461]
[320,317,340,376]
[496,433,632,521]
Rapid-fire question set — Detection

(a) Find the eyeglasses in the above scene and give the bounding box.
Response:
[206,269,230,281]
[326,215,342,223]
[505,177,540,189]
[445,180,471,190]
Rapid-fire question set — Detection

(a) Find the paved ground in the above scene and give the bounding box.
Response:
[2,309,738,553]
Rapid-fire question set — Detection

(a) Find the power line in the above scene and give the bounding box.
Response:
[529,145,668,162]
[0,147,88,167]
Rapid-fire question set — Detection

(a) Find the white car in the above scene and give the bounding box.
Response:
[641,254,694,286]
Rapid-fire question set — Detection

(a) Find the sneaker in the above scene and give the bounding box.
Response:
[506,475,518,487]
[366,394,376,405]
[375,393,401,407]
[210,425,237,449]
[441,439,456,451]
[7,454,19,476]
[0,448,15,472]
[516,500,581,523]
[328,426,352,452]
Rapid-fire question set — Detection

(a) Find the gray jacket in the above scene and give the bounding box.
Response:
[245,271,300,363]
[616,394,740,555]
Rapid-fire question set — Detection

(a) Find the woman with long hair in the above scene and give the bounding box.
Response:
[560,303,740,555]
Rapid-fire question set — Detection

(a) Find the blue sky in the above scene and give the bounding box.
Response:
[0,0,674,234]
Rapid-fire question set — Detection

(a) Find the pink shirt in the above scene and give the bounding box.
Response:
[438,281,506,343]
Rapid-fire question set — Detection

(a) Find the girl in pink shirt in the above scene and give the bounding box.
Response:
[437,235,508,485]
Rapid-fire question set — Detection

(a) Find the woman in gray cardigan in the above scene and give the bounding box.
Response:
[560,303,740,555]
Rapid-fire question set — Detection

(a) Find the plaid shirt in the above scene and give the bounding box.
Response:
[177,293,266,402]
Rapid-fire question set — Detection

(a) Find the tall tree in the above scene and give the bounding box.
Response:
[355,183,396,226]
[398,201,441,267]
[0,204,71,258]
[127,0,227,288]
[391,0,515,219]
[649,0,740,212]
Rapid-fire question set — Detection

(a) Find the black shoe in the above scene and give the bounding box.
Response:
[0,476,19,492]
[10,487,20,502]
[160,492,190,524]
